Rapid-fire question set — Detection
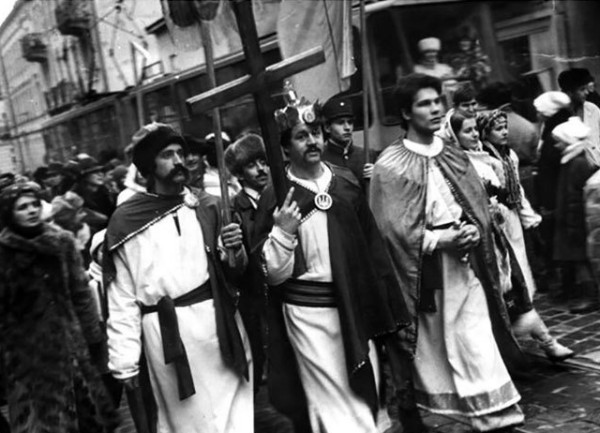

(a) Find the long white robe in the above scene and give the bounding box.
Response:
[406,139,523,431]
[107,203,252,433]
[263,164,390,433]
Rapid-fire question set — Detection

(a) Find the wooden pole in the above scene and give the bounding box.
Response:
[360,0,370,165]
[199,20,232,224]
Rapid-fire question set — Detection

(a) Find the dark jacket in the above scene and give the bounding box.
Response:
[554,153,597,261]
[0,224,118,433]
[322,139,379,186]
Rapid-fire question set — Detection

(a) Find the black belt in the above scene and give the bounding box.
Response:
[283,279,336,307]
[140,280,212,400]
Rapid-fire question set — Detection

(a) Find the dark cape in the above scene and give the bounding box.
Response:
[252,164,410,431]
[103,189,248,381]
[369,139,525,370]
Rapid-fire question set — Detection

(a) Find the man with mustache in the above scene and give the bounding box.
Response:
[252,96,417,432]
[370,73,524,432]
[104,123,253,432]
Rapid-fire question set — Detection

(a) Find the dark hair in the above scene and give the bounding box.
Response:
[453,82,476,106]
[279,121,323,148]
[394,73,442,128]
[558,68,593,93]
[450,110,476,139]
[477,82,512,109]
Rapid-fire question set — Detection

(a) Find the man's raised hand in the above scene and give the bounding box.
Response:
[273,187,302,235]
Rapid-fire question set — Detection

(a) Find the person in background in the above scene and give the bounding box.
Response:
[452,82,479,116]
[105,165,129,200]
[50,191,91,254]
[203,131,241,197]
[72,156,116,224]
[413,37,454,80]
[224,132,295,433]
[448,30,492,90]
[370,73,524,432]
[0,182,119,433]
[184,134,206,190]
[321,95,376,186]
[586,75,600,109]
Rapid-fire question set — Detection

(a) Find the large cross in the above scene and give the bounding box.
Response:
[186,0,325,204]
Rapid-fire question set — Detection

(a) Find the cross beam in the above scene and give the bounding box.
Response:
[186,0,326,204]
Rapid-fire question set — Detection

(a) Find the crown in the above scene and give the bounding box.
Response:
[273,81,321,132]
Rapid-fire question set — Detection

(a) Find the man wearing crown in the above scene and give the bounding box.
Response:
[252,95,419,432]
[104,123,253,432]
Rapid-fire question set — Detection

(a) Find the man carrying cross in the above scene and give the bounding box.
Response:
[252,95,418,433]
[104,123,253,433]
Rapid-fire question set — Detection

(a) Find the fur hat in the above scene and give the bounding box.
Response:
[131,123,188,177]
[558,68,593,93]
[533,91,571,118]
[418,37,441,52]
[322,96,354,122]
[224,133,267,177]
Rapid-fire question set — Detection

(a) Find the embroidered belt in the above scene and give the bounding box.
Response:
[140,280,212,400]
[282,279,336,307]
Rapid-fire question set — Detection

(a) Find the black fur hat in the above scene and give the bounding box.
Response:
[131,123,188,177]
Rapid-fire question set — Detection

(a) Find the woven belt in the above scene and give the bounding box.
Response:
[282,279,336,307]
[140,280,212,400]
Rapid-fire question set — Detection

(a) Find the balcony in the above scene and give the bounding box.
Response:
[44,80,79,115]
[20,33,47,63]
[55,0,90,36]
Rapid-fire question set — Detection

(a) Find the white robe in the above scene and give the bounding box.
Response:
[263,164,390,433]
[405,139,523,431]
[107,203,252,433]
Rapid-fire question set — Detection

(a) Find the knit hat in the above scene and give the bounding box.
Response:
[51,191,86,225]
[322,96,354,122]
[558,68,593,93]
[224,133,267,177]
[533,91,571,118]
[418,37,441,52]
[131,123,188,177]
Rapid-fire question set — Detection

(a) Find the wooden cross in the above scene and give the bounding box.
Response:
[186,0,325,204]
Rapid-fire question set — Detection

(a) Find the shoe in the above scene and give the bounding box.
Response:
[540,338,575,362]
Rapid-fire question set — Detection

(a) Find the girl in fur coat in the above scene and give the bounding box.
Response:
[0,182,119,433]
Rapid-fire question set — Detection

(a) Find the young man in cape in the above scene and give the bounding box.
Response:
[104,123,252,433]
[369,73,525,432]
[252,96,422,433]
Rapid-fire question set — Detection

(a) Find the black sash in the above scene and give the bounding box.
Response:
[282,279,336,307]
[140,281,212,400]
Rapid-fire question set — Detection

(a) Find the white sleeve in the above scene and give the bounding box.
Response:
[263,226,298,286]
[511,151,542,229]
[107,247,142,380]
[423,229,440,255]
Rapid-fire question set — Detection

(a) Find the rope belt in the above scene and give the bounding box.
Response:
[283,279,336,307]
[140,280,212,400]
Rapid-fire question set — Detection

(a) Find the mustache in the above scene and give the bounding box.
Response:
[166,165,189,180]
[304,146,321,155]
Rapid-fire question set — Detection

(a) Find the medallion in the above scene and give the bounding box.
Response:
[314,192,333,211]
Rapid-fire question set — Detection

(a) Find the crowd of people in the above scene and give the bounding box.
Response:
[0,65,599,433]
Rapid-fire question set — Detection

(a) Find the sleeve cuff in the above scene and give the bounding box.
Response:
[423,230,439,255]
[270,226,297,250]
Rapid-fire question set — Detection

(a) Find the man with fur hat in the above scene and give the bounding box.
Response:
[321,95,377,186]
[252,93,416,432]
[224,133,294,433]
[104,123,253,432]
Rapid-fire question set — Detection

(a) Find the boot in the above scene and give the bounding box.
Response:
[569,282,600,314]
[539,338,575,362]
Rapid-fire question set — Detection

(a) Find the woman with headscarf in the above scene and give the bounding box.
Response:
[441,109,573,361]
[0,182,119,433]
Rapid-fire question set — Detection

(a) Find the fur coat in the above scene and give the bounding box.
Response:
[0,224,118,433]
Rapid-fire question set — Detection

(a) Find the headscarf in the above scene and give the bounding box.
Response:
[439,108,483,151]
[0,181,42,228]
[477,110,522,210]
